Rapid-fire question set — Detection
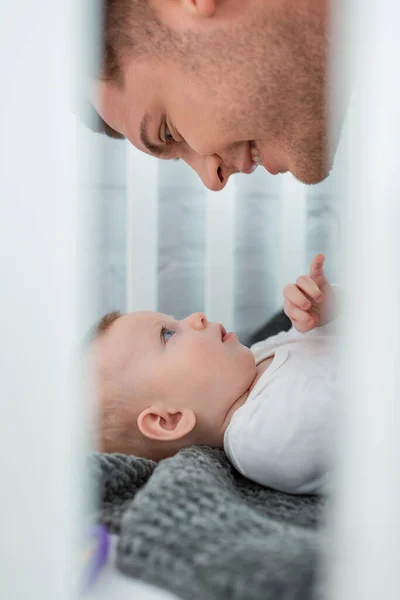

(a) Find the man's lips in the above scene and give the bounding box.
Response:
[250,141,284,176]
[232,141,284,176]
[229,141,286,177]
[250,140,263,167]
[238,142,258,174]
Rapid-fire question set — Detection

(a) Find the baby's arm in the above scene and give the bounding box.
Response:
[283,254,339,333]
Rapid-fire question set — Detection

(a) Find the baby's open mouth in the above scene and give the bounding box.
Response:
[220,324,238,343]
[220,324,227,341]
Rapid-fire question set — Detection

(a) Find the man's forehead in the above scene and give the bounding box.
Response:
[91,79,125,137]
[92,79,163,158]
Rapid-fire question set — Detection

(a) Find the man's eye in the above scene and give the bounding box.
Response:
[161,327,175,342]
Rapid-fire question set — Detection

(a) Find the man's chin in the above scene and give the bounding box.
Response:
[291,169,331,186]
[288,156,332,186]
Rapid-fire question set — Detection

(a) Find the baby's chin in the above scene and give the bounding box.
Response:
[244,344,257,363]
[242,348,258,381]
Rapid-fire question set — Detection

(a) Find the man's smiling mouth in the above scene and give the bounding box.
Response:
[250,140,263,166]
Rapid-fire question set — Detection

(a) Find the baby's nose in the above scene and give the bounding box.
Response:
[186,312,208,330]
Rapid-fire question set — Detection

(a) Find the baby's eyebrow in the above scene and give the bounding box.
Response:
[144,320,163,347]
[148,315,176,332]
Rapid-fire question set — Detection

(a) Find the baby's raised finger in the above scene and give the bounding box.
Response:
[283,283,311,311]
[309,254,326,282]
[295,275,324,304]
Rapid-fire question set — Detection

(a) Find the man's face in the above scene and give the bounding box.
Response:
[94,0,333,189]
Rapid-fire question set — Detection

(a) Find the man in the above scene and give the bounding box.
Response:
[90,0,347,190]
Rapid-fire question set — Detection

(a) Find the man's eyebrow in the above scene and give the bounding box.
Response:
[139,113,180,161]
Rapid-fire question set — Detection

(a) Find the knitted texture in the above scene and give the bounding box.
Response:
[91,452,157,532]
[91,446,326,600]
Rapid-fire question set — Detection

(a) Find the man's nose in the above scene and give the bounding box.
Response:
[184,152,230,192]
[184,312,208,331]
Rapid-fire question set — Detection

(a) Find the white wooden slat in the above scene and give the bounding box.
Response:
[276,173,307,307]
[126,146,159,312]
[0,3,83,599]
[330,2,400,599]
[204,179,236,332]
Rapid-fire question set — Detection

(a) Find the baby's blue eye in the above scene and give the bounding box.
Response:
[161,327,175,343]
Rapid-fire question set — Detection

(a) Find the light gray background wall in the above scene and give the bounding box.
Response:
[79,123,343,341]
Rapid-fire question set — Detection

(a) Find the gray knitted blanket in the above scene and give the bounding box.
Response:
[91,446,327,600]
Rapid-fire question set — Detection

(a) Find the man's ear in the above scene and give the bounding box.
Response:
[180,0,217,18]
[137,407,196,442]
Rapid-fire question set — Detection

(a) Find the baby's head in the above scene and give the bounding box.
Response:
[91,311,256,460]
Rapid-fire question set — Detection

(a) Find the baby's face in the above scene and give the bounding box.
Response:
[98,311,257,432]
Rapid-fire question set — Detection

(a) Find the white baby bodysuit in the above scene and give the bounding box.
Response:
[223,320,340,495]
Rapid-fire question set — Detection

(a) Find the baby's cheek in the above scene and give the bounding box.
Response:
[223,345,254,374]
[231,347,257,381]
[185,339,216,362]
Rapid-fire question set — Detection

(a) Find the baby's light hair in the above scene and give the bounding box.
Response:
[90,310,141,455]
[91,310,183,460]
[92,310,122,339]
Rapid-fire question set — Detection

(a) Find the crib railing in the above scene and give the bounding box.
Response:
[329,1,400,599]
[125,147,308,334]
[1,1,400,599]
[0,2,84,599]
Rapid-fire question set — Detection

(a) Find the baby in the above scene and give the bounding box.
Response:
[92,254,340,495]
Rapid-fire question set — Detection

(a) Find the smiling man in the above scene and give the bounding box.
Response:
[90,0,345,190]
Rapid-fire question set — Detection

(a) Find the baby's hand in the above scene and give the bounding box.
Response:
[283,254,338,333]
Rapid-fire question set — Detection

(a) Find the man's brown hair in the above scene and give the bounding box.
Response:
[102,0,153,82]
[93,1,177,139]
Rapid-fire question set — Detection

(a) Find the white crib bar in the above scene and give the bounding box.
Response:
[330,1,400,599]
[0,3,82,599]
[277,174,307,306]
[126,146,159,312]
[204,180,236,332]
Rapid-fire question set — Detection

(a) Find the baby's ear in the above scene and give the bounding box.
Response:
[137,407,196,442]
